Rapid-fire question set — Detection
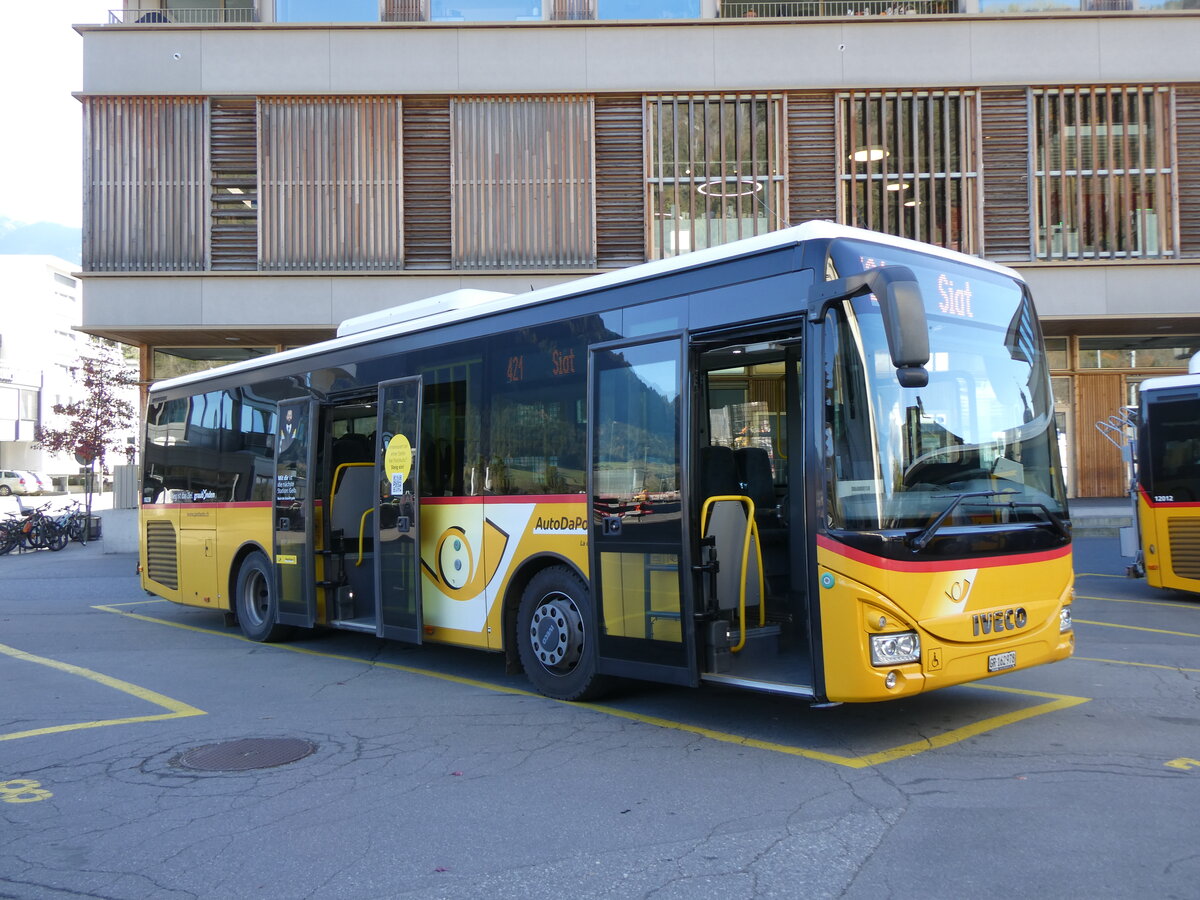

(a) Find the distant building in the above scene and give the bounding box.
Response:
[76,2,1200,497]
[0,256,86,483]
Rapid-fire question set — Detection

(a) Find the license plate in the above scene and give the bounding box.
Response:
[988,651,1017,672]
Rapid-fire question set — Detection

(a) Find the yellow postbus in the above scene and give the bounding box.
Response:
[1131,355,1200,595]
[140,222,1074,704]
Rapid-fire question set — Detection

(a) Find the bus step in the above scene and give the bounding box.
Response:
[731,624,783,662]
[330,618,376,634]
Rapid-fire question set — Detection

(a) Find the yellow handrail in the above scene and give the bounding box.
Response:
[699,494,766,653]
[356,507,374,567]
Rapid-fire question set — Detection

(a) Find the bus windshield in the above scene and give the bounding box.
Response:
[824,240,1067,535]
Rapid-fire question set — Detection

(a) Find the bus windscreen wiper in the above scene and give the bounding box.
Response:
[907,490,1014,551]
[975,498,1072,542]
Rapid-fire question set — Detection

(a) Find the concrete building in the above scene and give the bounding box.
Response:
[77,2,1200,497]
[0,256,88,484]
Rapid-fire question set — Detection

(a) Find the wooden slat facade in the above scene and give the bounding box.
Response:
[1176,85,1200,257]
[979,89,1033,261]
[259,96,404,271]
[1075,373,1127,498]
[786,92,836,227]
[594,96,646,268]
[209,100,258,271]
[451,96,595,269]
[403,98,453,269]
[83,96,206,272]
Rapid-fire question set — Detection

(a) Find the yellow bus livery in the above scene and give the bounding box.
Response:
[140,223,1074,705]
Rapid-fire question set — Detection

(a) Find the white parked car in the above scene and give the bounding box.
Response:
[0,470,36,496]
[26,472,53,494]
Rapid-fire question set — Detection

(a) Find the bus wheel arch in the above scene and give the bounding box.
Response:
[511,560,609,701]
[501,555,582,672]
[232,546,294,643]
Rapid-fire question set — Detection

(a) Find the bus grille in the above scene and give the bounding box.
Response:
[1168,517,1200,581]
[146,520,179,589]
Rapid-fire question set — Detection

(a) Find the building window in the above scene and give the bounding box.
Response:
[451,96,595,269]
[152,347,275,382]
[276,0,377,21]
[838,90,978,253]
[1033,86,1175,260]
[1045,336,1069,371]
[1077,336,1200,370]
[646,94,786,260]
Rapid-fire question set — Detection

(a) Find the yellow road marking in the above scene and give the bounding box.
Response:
[1075,656,1200,674]
[1165,758,1200,771]
[0,642,205,743]
[1076,572,1130,579]
[1074,619,1200,639]
[0,779,53,803]
[1076,593,1199,611]
[94,603,1089,768]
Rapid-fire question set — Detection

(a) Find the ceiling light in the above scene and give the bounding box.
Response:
[851,145,889,163]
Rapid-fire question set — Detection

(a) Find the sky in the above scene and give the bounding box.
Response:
[0,2,114,228]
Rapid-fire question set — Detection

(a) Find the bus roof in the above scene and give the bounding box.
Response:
[150,221,1025,394]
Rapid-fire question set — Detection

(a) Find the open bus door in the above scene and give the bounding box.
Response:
[589,335,697,687]
[375,377,424,642]
[274,397,318,627]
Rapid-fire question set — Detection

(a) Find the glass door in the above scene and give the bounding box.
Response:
[375,377,423,642]
[589,336,696,686]
[274,397,317,627]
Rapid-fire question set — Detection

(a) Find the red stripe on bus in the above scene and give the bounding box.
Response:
[817,533,1070,573]
[421,495,586,505]
[144,501,274,510]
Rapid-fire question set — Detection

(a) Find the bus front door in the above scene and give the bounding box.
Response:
[375,377,423,642]
[274,397,318,628]
[589,336,697,687]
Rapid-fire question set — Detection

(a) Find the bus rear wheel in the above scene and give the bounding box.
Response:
[516,566,609,701]
[235,551,293,642]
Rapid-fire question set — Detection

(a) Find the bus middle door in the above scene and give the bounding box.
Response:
[375,376,424,642]
[589,335,697,687]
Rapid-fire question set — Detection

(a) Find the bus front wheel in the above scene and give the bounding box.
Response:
[235,551,293,643]
[517,566,609,702]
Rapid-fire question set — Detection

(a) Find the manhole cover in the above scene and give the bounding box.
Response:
[174,738,317,772]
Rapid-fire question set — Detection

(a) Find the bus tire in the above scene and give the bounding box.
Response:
[516,565,609,702]
[235,551,293,643]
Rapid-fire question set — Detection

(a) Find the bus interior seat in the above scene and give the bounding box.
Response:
[734,447,778,521]
[699,444,739,498]
[702,496,763,616]
[332,432,373,470]
[330,464,375,552]
[734,447,787,598]
[699,444,763,617]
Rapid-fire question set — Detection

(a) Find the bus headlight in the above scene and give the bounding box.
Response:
[870,632,920,667]
[1060,607,1073,633]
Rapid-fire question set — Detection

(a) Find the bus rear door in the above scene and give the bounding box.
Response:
[375,377,424,642]
[274,397,318,628]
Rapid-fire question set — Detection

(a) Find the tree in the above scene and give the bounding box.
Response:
[34,340,139,518]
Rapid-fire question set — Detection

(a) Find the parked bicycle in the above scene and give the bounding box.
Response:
[0,502,82,554]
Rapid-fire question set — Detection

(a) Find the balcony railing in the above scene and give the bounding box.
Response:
[107,0,1190,24]
[109,7,258,24]
[721,0,958,13]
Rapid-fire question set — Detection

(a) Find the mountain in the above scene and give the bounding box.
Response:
[0,217,82,265]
